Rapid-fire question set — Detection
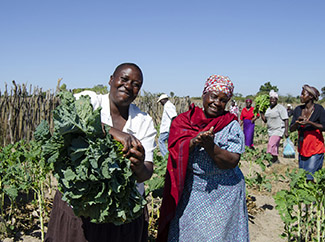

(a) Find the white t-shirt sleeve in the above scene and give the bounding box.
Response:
[279,105,289,120]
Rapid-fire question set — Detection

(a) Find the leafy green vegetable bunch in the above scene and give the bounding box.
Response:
[34,91,146,225]
[253,94,270,115]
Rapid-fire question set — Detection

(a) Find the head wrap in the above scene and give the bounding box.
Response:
[245,99,252,104]
[302,84,320,101]
[269,90,278,99]
[202,75,234,99]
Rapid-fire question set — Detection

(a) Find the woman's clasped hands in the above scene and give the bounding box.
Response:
[190,126,215,151]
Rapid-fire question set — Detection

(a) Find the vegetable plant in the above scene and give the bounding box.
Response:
[242,147,273,192]
[0,139,51,240]
[254,94,270,115]
[274,168,325,242]
[145,149,167,240]
[35,91,146,225]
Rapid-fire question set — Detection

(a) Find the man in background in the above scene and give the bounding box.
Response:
[287,104,294,117]
[157,94,177,157]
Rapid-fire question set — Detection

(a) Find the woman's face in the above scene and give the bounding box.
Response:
[300,89,312,103]
[202,91,229,118]
[270,97,278,108]
[109,65,143,107]
[245,100,252,108]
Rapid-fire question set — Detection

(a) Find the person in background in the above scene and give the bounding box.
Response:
[229,99,239,117]
[158,75,248,242]
[45,63,157,242]
[157,94,177,157]
[290,85,325,180]
[260,90,289,164]
[240,99,259,149]
[287,104,294,117]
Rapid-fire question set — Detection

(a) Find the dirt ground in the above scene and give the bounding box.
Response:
[243,149,297,242]
[3,152,298,242]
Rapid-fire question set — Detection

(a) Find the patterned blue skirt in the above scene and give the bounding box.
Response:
[168,147,249,242]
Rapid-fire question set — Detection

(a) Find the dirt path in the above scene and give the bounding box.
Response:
[249,194,285,242]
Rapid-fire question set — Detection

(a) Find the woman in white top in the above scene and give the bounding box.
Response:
[260,90,289,164]
[45,63,156,242]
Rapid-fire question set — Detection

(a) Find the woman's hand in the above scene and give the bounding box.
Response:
[251,116,258,123]
[295,115,309,125]
[128,145,145,171]
[108,127,152,182]
[259,112,267,123]
[109,127,143,156]
[294,118,324,131]
[191,126,215,151]
[191,126,240,169]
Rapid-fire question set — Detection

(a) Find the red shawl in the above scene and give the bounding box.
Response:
[157,104,237,241]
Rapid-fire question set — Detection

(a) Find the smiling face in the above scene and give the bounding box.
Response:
[269,96,278,108]
[109,64,143,107]
[202,91,229,118]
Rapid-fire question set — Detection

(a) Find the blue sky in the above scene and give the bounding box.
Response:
[1,0,324,97]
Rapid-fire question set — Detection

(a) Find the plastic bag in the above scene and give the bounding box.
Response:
[283,137,295,158]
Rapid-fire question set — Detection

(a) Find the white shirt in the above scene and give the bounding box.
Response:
[265,104,288,137]
[160,100,177,134]
[74,91,157,195]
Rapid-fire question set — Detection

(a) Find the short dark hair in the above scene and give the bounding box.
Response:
[113,63,143,78]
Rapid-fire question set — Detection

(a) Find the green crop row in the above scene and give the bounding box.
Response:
[274,168,325,242]
[0,139,52,241]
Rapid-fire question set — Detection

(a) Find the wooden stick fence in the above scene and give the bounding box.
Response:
[0,82,192,146]
[0,81,60,146]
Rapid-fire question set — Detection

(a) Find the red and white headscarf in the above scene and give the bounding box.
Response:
[202,75,234,99]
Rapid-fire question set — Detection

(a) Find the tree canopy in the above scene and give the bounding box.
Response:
[258,82,278,94]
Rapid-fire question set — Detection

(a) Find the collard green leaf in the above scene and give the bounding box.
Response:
[35,91,145,224]
[34,120,51,143]
[254,94,270,115]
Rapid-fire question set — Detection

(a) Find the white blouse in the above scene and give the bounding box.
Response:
[74,91,157,194]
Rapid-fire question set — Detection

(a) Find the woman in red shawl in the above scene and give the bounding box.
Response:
[157,75,249,242]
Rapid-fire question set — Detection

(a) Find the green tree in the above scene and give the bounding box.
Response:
[321,86,325,99]
[283,94,297,104]
[92,84,108,94]
[60,83,67,91]
[258,82,278,94]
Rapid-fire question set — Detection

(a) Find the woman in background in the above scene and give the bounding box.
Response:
[290,84,325,180]
[158,75,249,242]
[260,90,289,164]
[240,99,259,149]
[229,99,239,117]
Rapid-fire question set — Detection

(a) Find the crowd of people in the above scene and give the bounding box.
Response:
[45,62,324,242]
